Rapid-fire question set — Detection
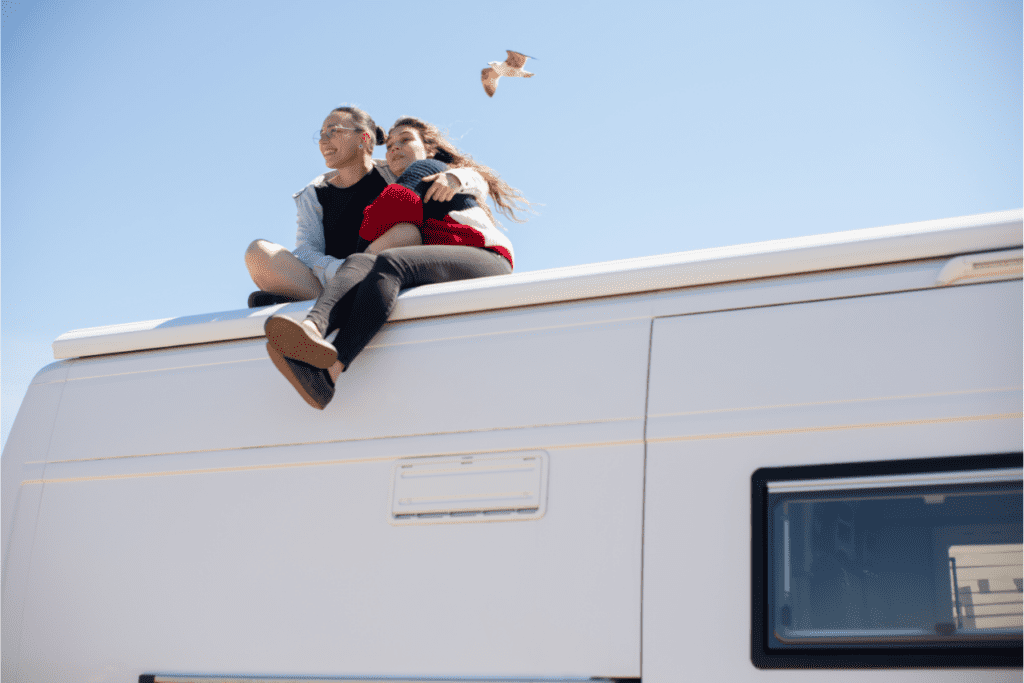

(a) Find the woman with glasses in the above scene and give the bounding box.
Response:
[244,106,490,307]
[263,116,530,410]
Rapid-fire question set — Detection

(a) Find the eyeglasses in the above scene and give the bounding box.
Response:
[315,125,361,143]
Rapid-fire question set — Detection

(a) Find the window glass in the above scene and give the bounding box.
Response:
[768,472,1022,647]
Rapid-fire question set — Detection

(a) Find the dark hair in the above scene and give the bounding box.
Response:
[388,116,531,223]
[331,106,385,146]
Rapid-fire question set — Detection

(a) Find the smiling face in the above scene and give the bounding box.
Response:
[385,125,431,176]
[318,111,367,169]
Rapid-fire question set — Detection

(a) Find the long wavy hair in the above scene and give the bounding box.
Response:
[388,117,531,224]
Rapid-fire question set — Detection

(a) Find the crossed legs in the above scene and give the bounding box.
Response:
[308,245,511,370]
[264,245,510,406]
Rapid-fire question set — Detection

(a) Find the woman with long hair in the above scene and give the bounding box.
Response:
[263,117,530,409]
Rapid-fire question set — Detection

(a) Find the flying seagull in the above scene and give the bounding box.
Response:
[481,50,536,97]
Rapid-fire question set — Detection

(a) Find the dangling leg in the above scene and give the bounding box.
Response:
[264,253,376,368]
[331,245,512,372]
[306,253,378,338]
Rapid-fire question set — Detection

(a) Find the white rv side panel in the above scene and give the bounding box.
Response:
[647,281,1023,441]
[1,479,45,683]
[18,442,643,680]
[45,306,652,463]
[2,371,67,561]
[17,299,652,681]
[643,422,1023,683]
[1,371,71,683]
[642,280,1023,683]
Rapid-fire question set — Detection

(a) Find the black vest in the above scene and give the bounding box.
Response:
[315,168,388,259]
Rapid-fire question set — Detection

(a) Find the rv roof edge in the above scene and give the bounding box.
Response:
[50,208,1023,360]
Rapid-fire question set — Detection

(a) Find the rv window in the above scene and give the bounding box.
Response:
[752,454,1023,669]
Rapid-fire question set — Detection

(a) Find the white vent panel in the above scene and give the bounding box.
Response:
[390,451,548,525]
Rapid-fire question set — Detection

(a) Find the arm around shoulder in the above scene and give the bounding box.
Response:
[445,167,488,199]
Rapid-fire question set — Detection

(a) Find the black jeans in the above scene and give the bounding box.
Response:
[306,245,511,369]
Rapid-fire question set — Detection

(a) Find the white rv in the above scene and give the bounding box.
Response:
[3,210,1022,683]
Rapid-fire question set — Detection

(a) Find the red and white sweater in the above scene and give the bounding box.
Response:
[358,184,515,269]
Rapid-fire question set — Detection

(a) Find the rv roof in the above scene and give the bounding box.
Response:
[52,209,1022,360]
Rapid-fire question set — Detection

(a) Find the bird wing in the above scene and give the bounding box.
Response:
[481,67,499,97]
[505,50,532,69]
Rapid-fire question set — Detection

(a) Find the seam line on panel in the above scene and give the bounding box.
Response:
[646,386,1023,419]
[363,313,652,350]
[639,315,655,677]
[64,354,266,381]
[650,277,1022,323]
[646,411,1022,443]
[28,439,645,485]
[41,416,644,464]
[63,315,651,376]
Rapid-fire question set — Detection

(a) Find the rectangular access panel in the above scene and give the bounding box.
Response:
[752,453,1023,669]
[390,451,548,524]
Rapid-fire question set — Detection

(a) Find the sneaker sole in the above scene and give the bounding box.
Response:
[265,315,338,369]
[266,343,329,410]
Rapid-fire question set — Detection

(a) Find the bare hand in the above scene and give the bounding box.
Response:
[421,172,461,203]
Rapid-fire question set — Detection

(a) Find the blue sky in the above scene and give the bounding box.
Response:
[2,0,1021,450]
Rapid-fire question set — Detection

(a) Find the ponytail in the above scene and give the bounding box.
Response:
[331,106,385,147]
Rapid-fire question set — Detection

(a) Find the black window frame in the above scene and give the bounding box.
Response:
[751,452,1023,669]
